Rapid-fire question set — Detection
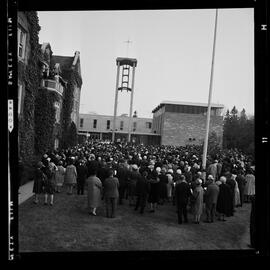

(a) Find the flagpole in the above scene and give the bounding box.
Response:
[202,9,218,170]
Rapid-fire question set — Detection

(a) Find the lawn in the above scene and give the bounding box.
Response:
[19,191,252,252]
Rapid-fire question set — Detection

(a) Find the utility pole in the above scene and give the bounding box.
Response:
[202,9,218,170]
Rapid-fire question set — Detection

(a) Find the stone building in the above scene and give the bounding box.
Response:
[152,101,224,146]
[51,52,82,129]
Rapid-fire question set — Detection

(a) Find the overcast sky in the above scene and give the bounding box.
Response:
[38,9,254,118]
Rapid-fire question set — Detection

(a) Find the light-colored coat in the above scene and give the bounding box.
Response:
[193,186,204,215]
[55,165,66,186]
[86,176,102,208]
[64,165,77,185]
[244,174,255,196]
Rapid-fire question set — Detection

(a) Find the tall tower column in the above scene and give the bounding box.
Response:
[112,63,120,142]
[113,57,137,143]
[128,63,136,143]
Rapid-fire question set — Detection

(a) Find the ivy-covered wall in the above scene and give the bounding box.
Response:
[19,11,41,168]
[34,90,59,155]
[61,69,82,149]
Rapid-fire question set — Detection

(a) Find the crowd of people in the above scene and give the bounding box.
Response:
[32,140,255,224]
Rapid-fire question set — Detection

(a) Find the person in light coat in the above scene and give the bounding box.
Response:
[192,178,204,224]
[244,169,255,203]
[85,170,102,216]
[54,160,66,193]
[64,158,77,195]
[204,175,219,223]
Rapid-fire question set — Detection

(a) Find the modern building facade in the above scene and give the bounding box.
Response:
[152,101,224,146]
[78,113,160,145]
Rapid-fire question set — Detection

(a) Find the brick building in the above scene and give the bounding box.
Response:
[152,101,224,146]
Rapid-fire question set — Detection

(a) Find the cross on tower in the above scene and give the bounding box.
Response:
[124,38,132,57]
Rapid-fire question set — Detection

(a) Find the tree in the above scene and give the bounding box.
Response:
[207,131,222,159]
[222,106,254,156]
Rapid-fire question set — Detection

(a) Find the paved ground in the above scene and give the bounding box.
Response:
[19,189,252,252]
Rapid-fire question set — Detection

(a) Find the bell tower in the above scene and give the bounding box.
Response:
[112,57,137,142]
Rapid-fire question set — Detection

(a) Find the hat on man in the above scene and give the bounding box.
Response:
[168,169,174,174]
[132,164,138,170]
[37,161,44,168]
[208,175,214,181]
[176,169,182,175]
[156,167,161,173]
[195,179,202,185]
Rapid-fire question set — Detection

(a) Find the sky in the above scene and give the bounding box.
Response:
[38,9,254,118]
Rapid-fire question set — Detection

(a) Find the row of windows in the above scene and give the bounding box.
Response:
[79,119,152,130]
[165,104,219,115]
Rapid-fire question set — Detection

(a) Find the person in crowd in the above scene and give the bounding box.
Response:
[42,159,55,206]
[204,175,220,223]
[64,157,77,195]
[147,164,159,212]
[192,178,204,224]
[175,175,192,224]
[244,168,255,203]
[54,160,66,193]
[87,154,99,176]
[166,169,174,202]
[208,159,218,181]
[172,169,182,206]
[116,160,129,205]
[184,165,192,184]
[236,169,246,207]
[103,169,119,218]
[127,164,140,206]
[216,159,222,180]
[134,170,150,214]
[158,167,168,205]
[232,173,241,207]
[85,170,102,216]
[76,159,88,195]
[216,176,233,221]
[32,161,45,204]
[225,171,235,216]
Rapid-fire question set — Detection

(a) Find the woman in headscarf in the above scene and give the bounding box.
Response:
[192,178,204,224]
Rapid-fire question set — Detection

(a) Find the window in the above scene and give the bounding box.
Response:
[18,27,26,60]
[54,102,61,123]
[120,121,124,130]
[146,122,152,129]
[93,119,97,128]
[18,84,23,115]
[80,118,84,128]
[133,122,137,131]
[106,120,110,130]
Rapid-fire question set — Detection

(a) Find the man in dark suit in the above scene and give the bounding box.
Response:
[236,169,246,207]
[225,172,236,216]
[204,175,220,223]
[175,175,192,224]
[103,169,119,218]
[116,161,129,205]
